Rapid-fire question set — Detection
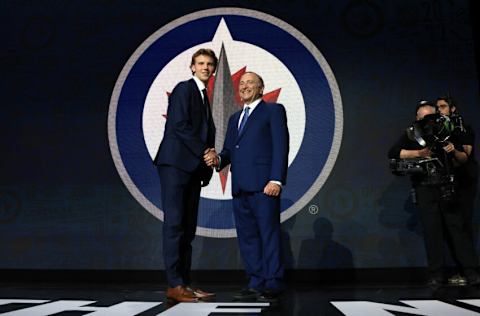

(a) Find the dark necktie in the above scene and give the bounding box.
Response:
[238,106,250,133]
[202,88,215,146]
[202,88,211,120]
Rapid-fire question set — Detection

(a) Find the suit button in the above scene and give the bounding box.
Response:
[235,145,239,148]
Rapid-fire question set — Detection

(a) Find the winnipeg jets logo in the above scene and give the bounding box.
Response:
[109,8,343,238]
[143,19,305,199]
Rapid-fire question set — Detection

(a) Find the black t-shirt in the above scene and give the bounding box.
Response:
[453,124,478,184]
[388,129,464,184]
[388,131,421,159]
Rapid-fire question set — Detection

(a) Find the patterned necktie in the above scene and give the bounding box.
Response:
[238,106,250,133]
[202,88,211,120]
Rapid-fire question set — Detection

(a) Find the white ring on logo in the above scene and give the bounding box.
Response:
[108,8,343,238]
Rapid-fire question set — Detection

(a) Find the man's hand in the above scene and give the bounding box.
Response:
[204,148,219,167]
[417,147,432,157]
[443,142,467,164]
[263,182,281,197]
[442,142,455,153]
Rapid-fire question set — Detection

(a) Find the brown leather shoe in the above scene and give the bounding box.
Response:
[186,286,216,300]
[166,285,198,302]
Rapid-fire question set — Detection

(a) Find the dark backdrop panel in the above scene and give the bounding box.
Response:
[0,0,479,270]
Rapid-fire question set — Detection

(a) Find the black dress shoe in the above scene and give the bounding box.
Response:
[447,274,467,286]
[427,278,444,288]
[258,290,281,304]
[466,274,480,286]
[233,288,259,301]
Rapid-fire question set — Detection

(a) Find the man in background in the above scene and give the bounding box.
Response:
[388,101,479,287]
[436,96,479,285]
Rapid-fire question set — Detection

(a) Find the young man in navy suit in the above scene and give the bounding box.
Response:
[205,71,289,303]
[154,48,217,302]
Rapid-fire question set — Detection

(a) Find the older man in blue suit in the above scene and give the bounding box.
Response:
[205,71,289,303]
[154,48,217,302]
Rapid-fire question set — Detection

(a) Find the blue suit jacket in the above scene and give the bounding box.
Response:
[219,101,289,195]
[154,79,215,181]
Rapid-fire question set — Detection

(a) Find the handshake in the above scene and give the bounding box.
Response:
[204,148,219,168]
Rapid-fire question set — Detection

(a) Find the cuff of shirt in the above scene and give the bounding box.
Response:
[269,180,282,187]
[215,155,222,172]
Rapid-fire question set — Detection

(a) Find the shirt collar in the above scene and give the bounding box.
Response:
[243,98,262,112]
[192,75,206,93]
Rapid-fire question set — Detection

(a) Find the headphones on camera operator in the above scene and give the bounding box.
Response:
[436,95,466,135]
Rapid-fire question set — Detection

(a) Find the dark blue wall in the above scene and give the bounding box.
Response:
[1,0,479,270]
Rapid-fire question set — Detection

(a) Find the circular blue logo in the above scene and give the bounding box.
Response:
[108,8,343,238]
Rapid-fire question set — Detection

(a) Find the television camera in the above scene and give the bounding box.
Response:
[389,113,456,201]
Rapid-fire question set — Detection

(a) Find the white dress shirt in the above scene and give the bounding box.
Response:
[192,75,207,101]
[237,98,262,129]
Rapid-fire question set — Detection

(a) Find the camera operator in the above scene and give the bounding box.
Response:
[436,96,479,285]
[388,101,480,286]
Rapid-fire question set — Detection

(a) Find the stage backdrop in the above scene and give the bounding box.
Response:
[1,0,479,270]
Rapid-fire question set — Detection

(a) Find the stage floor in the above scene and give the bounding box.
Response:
[1,281,480,315]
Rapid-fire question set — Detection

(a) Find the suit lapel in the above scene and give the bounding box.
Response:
[188,79,211,145]
[236,100,264,142]
[189,79,206,118]
[230,111,241,141]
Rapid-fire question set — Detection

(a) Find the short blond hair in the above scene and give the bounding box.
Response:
[190,48,218,68]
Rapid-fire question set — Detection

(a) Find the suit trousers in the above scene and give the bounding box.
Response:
[158,165,202,287]
[415,185,478,279]
[233,191,284,292]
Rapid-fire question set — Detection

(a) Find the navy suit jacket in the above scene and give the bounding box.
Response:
[219,101,289,195]
[154,78,215,181]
